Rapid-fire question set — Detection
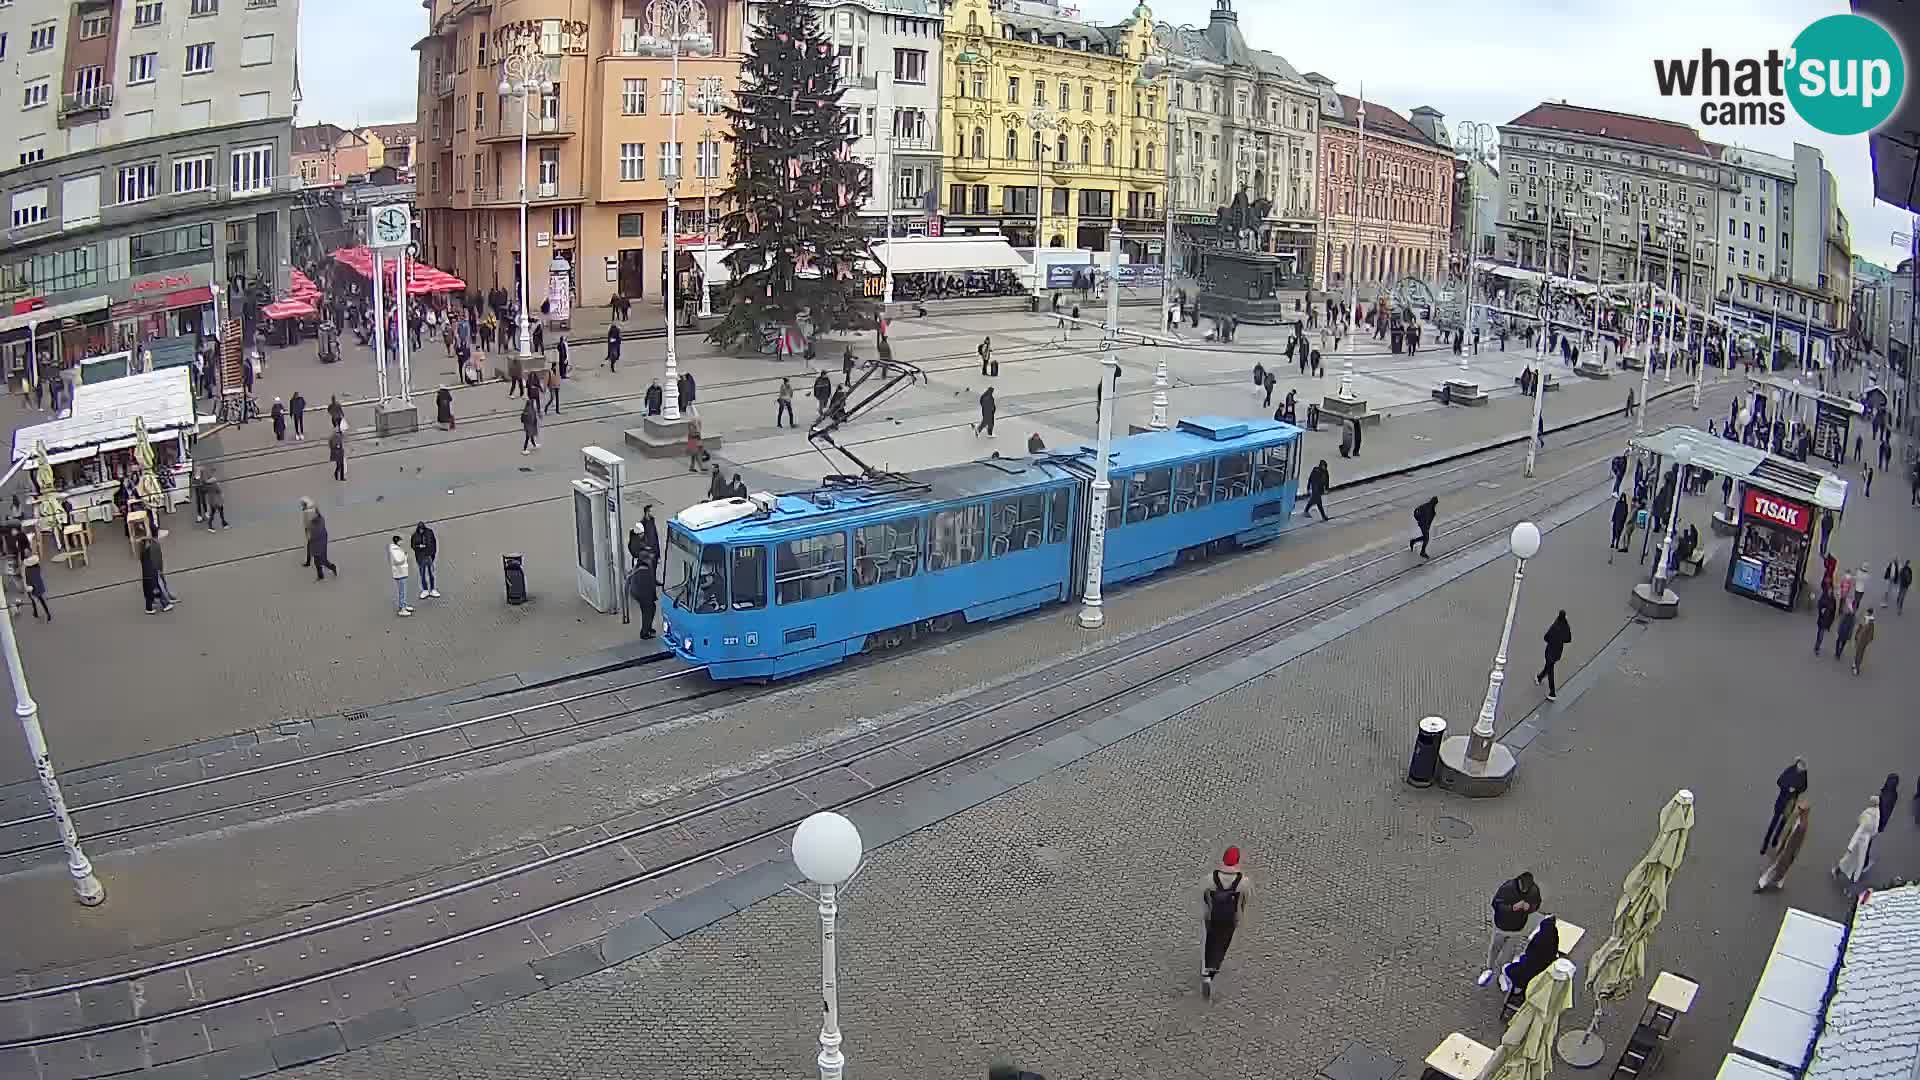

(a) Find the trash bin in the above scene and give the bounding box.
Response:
[1306,403,1321,431]
[503,553,527,605]
[1407,716,1447,787]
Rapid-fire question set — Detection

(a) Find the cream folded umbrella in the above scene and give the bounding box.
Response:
[1489,957,1577,1080]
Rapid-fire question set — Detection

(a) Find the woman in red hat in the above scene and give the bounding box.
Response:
[1201,846,1252,999]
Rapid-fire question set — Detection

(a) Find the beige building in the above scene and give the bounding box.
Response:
[415,0,742,310]
[360,122,419,174]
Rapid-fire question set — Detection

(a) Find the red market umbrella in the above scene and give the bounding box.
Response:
[261,298,317,321]
[290,268,317,293]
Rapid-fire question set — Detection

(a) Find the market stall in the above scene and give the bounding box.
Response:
[10,368,203,525]
[1745,373,1862,465]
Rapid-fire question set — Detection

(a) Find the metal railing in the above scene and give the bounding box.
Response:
[435,74,456,98]
[470,180,583,205]
[489,110,576,139]
[59,85,113,116]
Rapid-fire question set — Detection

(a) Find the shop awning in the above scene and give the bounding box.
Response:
[1731,908,1845,1074]
[262,298,317,321]
[11,368,202,464]
[0,295,112,337]
[1745,374,1864,413]
[874,236,1029,275]
[111,285,216,318]
[1630,425,1849,511]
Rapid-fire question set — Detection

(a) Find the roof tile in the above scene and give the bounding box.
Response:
[1325,94,1442,149]
[1504,102,1709,157]
[1805,884,1920,1080]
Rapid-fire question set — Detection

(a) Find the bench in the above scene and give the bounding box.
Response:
[1431,379,1488,406]
[1678,539,1719,577]
[1575,357,1612,379]
[1515,372,1562,393]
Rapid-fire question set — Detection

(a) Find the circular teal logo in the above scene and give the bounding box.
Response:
[1787,14,1906,136]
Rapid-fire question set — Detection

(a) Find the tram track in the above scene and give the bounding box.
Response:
[3,380,1714,858]
[0,427,1656,1058]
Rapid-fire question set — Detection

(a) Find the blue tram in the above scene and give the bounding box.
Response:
[659,417,1303,680]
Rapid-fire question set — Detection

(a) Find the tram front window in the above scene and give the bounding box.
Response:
[666,531,727,613]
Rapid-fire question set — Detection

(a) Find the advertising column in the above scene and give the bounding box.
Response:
[1725,487,1815,611]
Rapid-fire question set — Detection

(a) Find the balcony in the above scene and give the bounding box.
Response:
[470,180,584,206]
[890,135,937,154]
[59,84,113,120]
[852,74,879,91]
[479,110,576,144]
[951,161,988,182]
[435,73,456,99]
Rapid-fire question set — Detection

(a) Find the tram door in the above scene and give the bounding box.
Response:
[1066,477,1093,603]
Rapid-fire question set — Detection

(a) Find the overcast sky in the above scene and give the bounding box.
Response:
[298,0,1909,268]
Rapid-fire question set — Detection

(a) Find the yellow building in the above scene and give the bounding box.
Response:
[939,0,1164,258]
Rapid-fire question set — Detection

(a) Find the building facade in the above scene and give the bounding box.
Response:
[293,124,371,187]
[415,0,742,310]
[1314,83,1452,291]
[360,122,419,174]
[2,0,301,378]
[938,0,1162,255]
[1449,156,1499,276]
[1152,0,1320,281]
[744,0,943,236]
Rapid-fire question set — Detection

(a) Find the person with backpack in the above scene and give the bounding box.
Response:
[1200,845,1251,999]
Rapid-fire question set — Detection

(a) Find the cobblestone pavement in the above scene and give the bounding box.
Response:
[279,412,1916,1080]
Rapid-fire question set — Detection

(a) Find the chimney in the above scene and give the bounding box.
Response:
[1408,105,1445,145]
[1209,0,1237,25]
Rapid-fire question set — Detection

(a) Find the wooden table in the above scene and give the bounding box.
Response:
[1649,971,1699,1014]
[1422,1033,1494,1079]
[1555,918,1586,956]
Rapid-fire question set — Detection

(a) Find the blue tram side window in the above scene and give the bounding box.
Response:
[1125,468,1172,523]
[1215,451,1252,501]
[1046,487,1070,543]
[854,518,922,587]
[928,504,986,571]
[775,532,847,605]
[1253,445,1290,492]
[1106,476,1125,530]
[1173,458,1213,513]
[989,492,1046,556]
[731,545,768,610]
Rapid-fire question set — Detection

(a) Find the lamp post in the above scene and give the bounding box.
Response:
[1080,228,1124,630]
[792,811,864,1080]
[1460,191,1486,372]
[1633,440,1692,619]
[1139,45,1188,431]
[0,528,103,906]
[1589,190,1617,364]
[498,51,552,373]
[1453,120,1498,372]
[1692,244,1709,410]
[1524,172,1558,479]
[636,0,714,423]
[1468,521,1540,763]
[698,77,722,319]
[1349,86,1368,334]
[1029,106,1057,298]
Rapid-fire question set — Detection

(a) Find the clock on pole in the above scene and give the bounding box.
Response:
[371,203,413,250]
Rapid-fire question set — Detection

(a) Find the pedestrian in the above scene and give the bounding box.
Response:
[1199,845,1250,999]
[1303,459,1331,521]
[975,386,996,437]
[1814,587,1837,653]
[22,555,50,621]
[410,520,440,600]
[978,336,992,376]
[728,472,748,499]
[290,391,307,440]
[1762,757,1809,852]
[686,410,705,472]
[639,504,660,568]
[1877,773,1900,831]
[520,397,539,454]
[1610,453,1627,495]
[1834,799,1878,884]
[1500,915,1562,995]
[1625,387,1637,420]
[1754,802,1810,892]
[706,464,728,502]
[1898,560,1912,614]
[387,535,414,617]
[1865,466,1873,498]
[678,370,697,408]
[812,371,833,418]
[1833,602,1857,660]
[776,378,796,428]
[1477,871,1541,986]
[546,369,561,413]
[305,504,337,580]
[646,379,664,416]
[1609,495,1629,561]
[1819,510,1835,556]
[329,427,347,481]
[507,352,523,397]
[139,537,172,613]
[844,346,857,385]
[631,551,658,637]
[198,471,227,531]
[271,397,287,441]
[1410,496,1438,559]
[1851,608,1877,674]
[436,386,456,430]
[1027,432,1046,454]
[1262,370,1276,408]
[555,334,569,380]
[1536,611,1571,701]
[607,324,621,372]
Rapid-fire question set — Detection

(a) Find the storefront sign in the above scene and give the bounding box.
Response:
[1811,400,1851,464]
[1742,488,1812,533]
[111,286,216,319]
[132,274,192,294]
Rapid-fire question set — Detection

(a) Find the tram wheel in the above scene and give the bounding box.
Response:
[927,613,958,634]
[859,634,879,654]
[881,628,907,650]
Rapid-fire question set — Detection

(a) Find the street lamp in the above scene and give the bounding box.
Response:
[499,51,554,372]
[1080,228,1124,630]
[792,811,864,1080]
[1471,521,1539,763]
[635,0,714,422]
[1589,190,1618,364]
[1454,121,1498,372]
[697,77,724,318]
[1139,46,1190,431]
[1028,106,1058,299]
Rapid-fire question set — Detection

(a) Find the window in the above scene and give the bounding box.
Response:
[929,505,985,570]
[1034,79,1046,108]
[1005,130,1017,160]
[230,144,272,193]
[185,43,214,74]
[891,48,927,84]
[617,212,642,237]
[189,0,216,13]
[971,72,984,99]
[988,494,1045,556]
[1007,76,1019,103]
[551,206,576,237]
[129,53,157,84]
[473,155,482,192]
[658,141,681,180]
[538,147,559,186]
[622,78,646,115]
[1103,138,1113,166]
[1059,83,1070,110]
[971,128,985,159]
[659,78,684,115]
[0,32,6,60]
[730,546,767,609]
[854,519,920,586]
[539,17,562,55]
[775,532,846,604]
[81,14,110,39]
[129,223,213,269]
[1124,468,1172,523]
[9,188,49,230]
[28,24,54,51]
[1106,89,1116,114]
[696,140,719,179]
[18,139,45,167]
[475,94,485,130]
[1083,85,1093,111]
[1214,452,1252,500]
[1253,445,1290,493]
[1173,459,1214,512]
[619,142,644,181]
[1758,225,1766,243]
[134,2,162,26]
[1046,488,1070,544]
[173,153,213,192]
[118,163,159,204]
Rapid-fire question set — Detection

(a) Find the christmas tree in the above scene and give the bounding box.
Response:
[707,0,877,349]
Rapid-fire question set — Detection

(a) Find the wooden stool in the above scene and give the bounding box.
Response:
[127,511,152,555]
[1423,1032,1494,1079]
[58,524,88,568]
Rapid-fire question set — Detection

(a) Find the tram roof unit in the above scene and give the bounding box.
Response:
[672,416,1302,543]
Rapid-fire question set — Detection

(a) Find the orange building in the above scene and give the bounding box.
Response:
[293,124,372,188]
[414,0,741,309]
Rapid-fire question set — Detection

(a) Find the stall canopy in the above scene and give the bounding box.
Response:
[1730,908,1845,1074]
[10,368,201,464]
[330,247,466,294]
[1745,373,1864,415]
[874,236,1029,276]
[1629,425,1849,511]
[1802,885,1920,1080]
[261,298,317,321]
[0,294,111,337]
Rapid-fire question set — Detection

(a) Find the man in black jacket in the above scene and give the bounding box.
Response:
[410,522,440,600]
[631,552,658,639]
[1478,871,1542,986]
[1410,496,1438,558]
[1762,757,1808,853]
[1303,460,1331,521]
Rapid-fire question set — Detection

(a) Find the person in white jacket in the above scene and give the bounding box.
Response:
[387,536,413,617]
